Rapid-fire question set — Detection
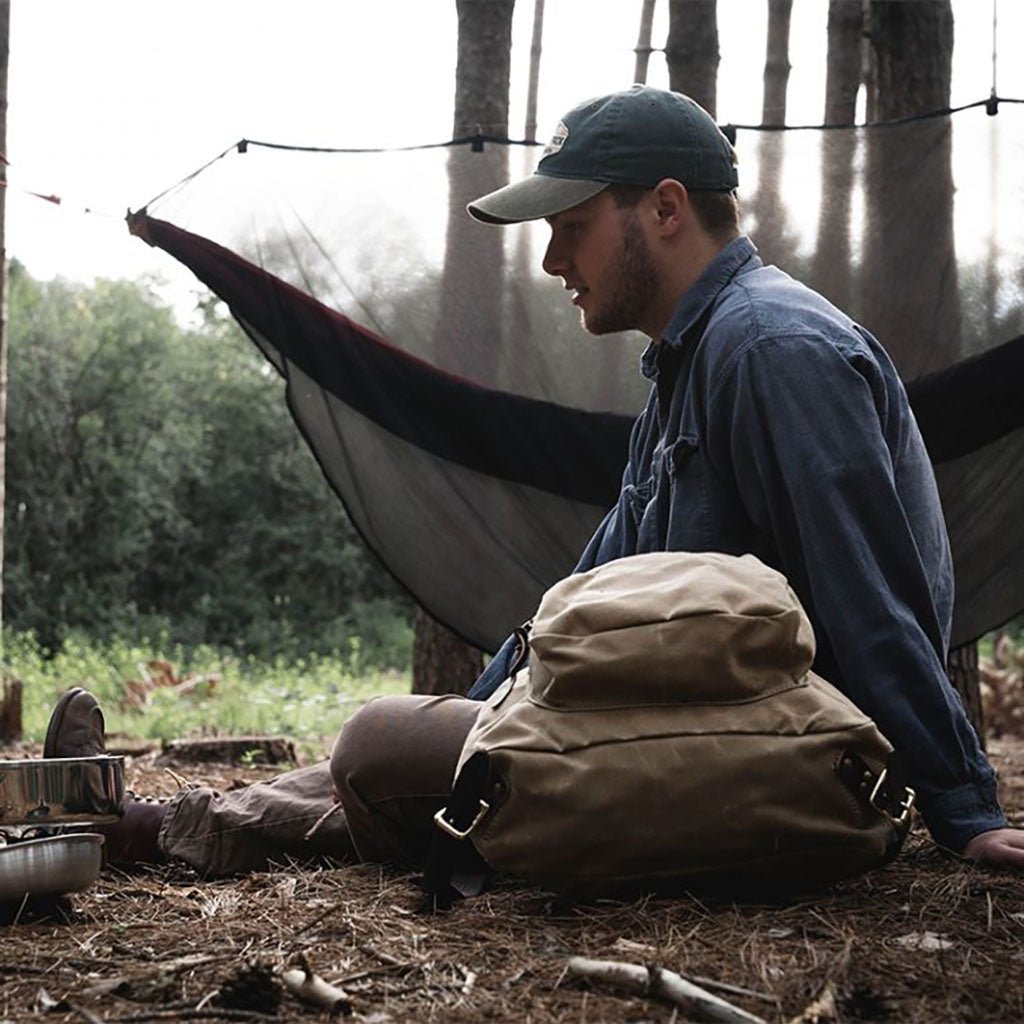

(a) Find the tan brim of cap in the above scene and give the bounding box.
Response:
[466,174,610,224]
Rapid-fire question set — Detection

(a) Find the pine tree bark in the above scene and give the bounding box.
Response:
[863,0,981,739]
[947,643,985,749]
[761,0,793,127]
[747,0,795,265]
[413,608,487,696]
[863,0,959,376]
[0,677,21,746]
[665,0,719,116]
[810,0,863,309]
[0,0,9,639]
[413,0,515,695]
[633,0,658,86]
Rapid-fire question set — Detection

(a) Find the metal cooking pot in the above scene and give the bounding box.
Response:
[0,833,105,902]
[0,756,125,825]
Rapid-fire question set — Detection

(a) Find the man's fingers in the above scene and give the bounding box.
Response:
[963,827,1024,869]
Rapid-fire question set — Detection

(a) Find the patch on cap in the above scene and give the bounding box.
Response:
[543,121,568,158]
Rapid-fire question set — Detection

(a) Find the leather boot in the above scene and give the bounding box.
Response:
[44,687,106,758]
[43,687,168,865]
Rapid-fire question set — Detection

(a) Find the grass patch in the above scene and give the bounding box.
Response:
[3,630,410,754]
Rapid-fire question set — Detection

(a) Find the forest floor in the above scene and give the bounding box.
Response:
[2,734,1024,1024]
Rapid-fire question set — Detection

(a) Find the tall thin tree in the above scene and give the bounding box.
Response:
[634,0,659,85]
[810,0,863,310]
[761,0,793,126]
[0,0,19,744]
[747,0,798,266]
[413,0,516,695]
[863,0,959,375]
[664,0,719,115]
[863,0,982,738]
[0,0,8,641]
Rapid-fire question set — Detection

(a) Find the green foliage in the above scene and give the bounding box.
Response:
[8,629,409,749]
[4,261,413,665]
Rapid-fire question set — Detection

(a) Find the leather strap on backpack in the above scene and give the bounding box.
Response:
[837,748,916,853]
[421,622,532,907]
[422,751,493,906]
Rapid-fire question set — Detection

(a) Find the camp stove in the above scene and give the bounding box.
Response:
[0,756,124,902]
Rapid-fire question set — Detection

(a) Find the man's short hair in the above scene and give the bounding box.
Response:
[607,183,740,243]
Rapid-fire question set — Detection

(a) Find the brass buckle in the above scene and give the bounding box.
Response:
[869,768,916,825]
[433,800,490,840]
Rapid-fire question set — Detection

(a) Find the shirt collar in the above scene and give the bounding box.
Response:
[641,235,760,379]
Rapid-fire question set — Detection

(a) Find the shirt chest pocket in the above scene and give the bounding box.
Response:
[665,432,712,548]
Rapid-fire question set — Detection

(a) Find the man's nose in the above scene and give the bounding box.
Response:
[542,235,568,278]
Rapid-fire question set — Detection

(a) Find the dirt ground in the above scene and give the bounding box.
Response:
[2,736,1024,1024]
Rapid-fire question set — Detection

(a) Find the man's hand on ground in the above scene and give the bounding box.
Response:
[963,828,1024,869]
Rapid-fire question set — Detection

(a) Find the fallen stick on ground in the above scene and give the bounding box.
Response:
[679,972,777,1004]
[566,956,767,1024]
[280,967,352,1015]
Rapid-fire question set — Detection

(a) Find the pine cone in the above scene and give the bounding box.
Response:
[217,960,283,1013]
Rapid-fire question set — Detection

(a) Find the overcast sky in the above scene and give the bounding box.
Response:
[6,0,1021,309]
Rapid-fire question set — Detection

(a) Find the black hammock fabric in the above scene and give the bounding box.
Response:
[131,109,1024,651]
[128,213,1024,651]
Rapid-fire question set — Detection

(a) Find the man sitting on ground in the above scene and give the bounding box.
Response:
[44,86,1024,877]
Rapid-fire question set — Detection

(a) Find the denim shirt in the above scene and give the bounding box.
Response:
[469,235,1004,852]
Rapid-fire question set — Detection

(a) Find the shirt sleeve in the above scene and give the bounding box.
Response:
[704,332,1004,851]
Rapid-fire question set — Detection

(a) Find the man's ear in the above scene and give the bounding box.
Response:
[648,179,689,237]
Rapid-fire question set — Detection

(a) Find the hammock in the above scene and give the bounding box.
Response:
[128,106,1024,651]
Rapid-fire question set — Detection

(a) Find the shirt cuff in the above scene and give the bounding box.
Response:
[916,776,1006,852]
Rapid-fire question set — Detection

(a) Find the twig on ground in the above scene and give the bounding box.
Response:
[330,962,414,986]
[303,801,344,841]
[289,897,350,938]
[679,973,777,1005]
[281,965,353,1015]
[566,956,767,1024]
[109,1011,279,1023]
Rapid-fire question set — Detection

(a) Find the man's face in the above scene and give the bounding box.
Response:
[542,190,659,336]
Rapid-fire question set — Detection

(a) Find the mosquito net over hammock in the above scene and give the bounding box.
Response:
[128,101,1024,652]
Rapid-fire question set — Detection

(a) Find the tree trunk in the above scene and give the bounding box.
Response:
[863,0,981,737]
[665,0,718,116]
[0,0,9,648]
[747,0,795,266]
[810,0,863,309]
[761,0,793,127]
[863,0,959,376]
[633,0,658,86]
[413,0,515,695]
[523,0,545,143]
[413,608,488,696]
[432,0,515,380]
[947,644,985,750]
[0,677,20,746]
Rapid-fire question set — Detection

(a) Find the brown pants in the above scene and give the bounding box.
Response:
[157,694,481,877]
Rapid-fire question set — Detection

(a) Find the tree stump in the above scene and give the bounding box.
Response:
[412,609,484,696]
[0,677,22,746]
[157,736,297,766]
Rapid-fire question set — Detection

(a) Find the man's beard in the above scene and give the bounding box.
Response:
[582,211,659,336]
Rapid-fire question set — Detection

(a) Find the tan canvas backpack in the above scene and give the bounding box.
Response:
[429,551,915,899]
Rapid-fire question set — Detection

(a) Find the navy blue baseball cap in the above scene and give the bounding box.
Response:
[468,85,738,225]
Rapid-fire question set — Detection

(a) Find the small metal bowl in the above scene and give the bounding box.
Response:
[0,756,125,826]
[0,833,104,902]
